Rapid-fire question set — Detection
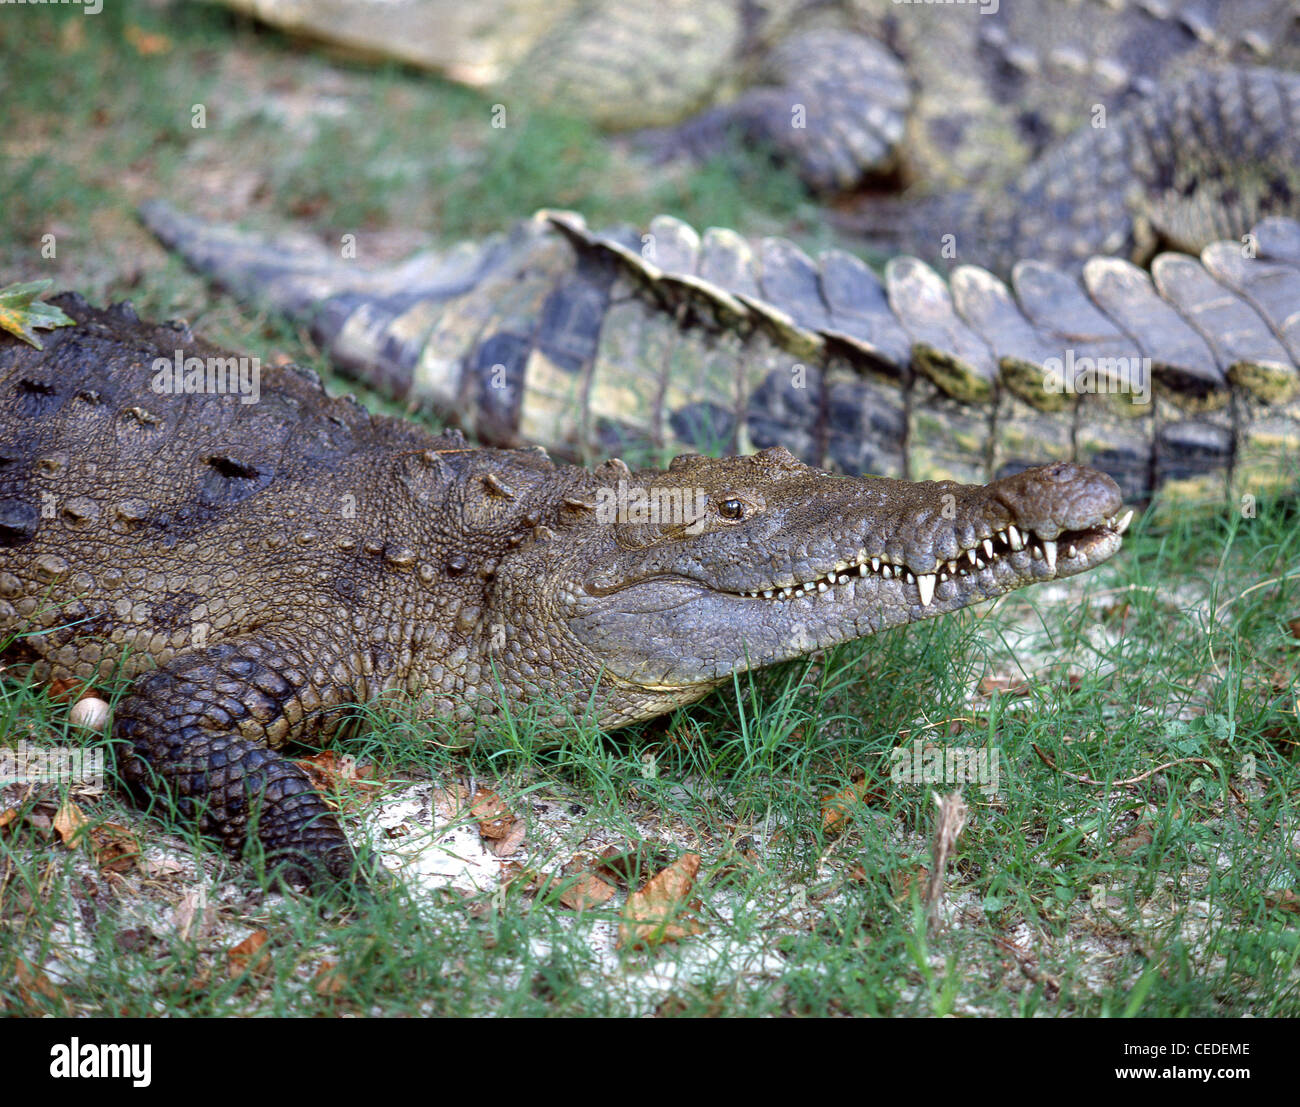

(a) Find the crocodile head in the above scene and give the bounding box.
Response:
[539,447,1127,723]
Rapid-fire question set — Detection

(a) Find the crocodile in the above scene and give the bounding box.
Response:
[141,83,1300,511]
[0,296,1127,881]
[210,1,1300,196]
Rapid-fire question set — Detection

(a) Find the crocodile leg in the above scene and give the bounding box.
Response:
[635,28,910,191]
[111,637,359,884]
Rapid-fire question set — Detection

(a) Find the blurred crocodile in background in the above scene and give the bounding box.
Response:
[142,67,1300,508]
[213,0,1300,206]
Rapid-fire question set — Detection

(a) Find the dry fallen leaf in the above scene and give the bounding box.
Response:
[89,822,140,873]
[0,807,17,830]
[142,856,186,878]
[978,672,1031,697]
[227,929,271,978]
[53,801,87,847]
[295,750,379,795]
[821,774,884,835]
[1264,889,1300,914]
[13,960,65,1014]
[123,25,172,55]
[471,788,527,855]
[559,870,617,912]
[596,840,674,886]
[618,852,704,949]
[313,960,349,997]
[432,783,472,822]
[47,677,82,702]
[470,788,514,837]
[890,865,931,902]
[1113,821,1155,859]
[173,886,214,943]
[490,819,528,858]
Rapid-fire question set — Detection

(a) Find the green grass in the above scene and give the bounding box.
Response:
[3,493,1297,1016]
[1,0,1297,1018]
[0,0,817,326]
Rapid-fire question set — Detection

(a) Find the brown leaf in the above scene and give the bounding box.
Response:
[142,856,186,878]
[1113,821,1155,859]
[227,929,271,978]
[313,960,349,997]
[172,886,214,943]
[14,960,65,1014]
[295,750,379,795]
[559,871,617,912]
[498,861,545,894]
[821,774,884,836]
[618,852,704,949]
[432,783,471,822]
[1287,617,1300,640]
[1264,889,1300,914]
[123,25,172,55]
[490,818,527,858]
[712,844,762,879]
[0,807,17,830]
[470,788,515,837]
[116,928,150,953]
[978,672,1031,697]
[89,822,140,873]
[47,677,83,702]
[53,801,87,847]
[890,865,930,902]
[596,840,674,885]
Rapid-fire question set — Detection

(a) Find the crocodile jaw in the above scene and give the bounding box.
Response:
[564,462,1126,690]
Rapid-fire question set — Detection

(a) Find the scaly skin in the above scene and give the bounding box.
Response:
[142,186,1300,505]
[0,298,1127,881]
[212,0,1300,196]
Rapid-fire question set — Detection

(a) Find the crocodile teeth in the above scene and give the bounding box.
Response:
[1042,539,1057,574]
[882,565,892,579]
[871,557,881,572]
[859,563,868,576]
[983,538,995,559]
[837,574,850,585]
[1007,524,1024,552]
[967,548,978,566]
[1067,544,1077,558]
[947,559,958,574]
[763,590,774,599]
[917,573,936,607]
[817,581,828,593]
[1115,509,1134,535]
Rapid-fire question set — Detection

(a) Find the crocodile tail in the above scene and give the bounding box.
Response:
[143,199,1300,505]
[139,199,519,402]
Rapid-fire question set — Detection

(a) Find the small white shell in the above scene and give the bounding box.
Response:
[70,696,111,731]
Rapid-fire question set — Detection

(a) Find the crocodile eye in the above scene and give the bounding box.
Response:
[718,498,745,520]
